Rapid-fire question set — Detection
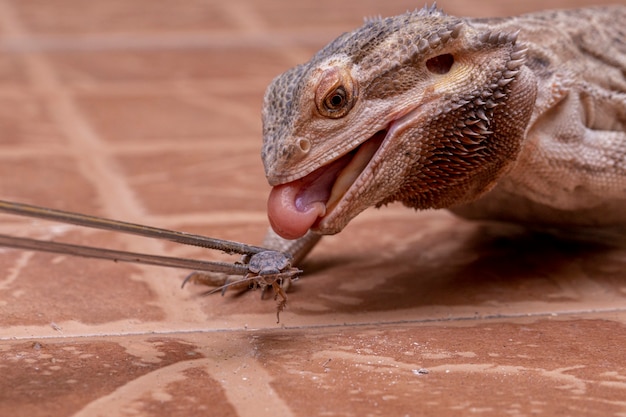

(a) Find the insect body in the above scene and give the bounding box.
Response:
[182,250,300,322]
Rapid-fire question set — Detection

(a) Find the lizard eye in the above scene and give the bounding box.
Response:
[318,85,355,119]
[315,68,356,119]
[324,87,349,113]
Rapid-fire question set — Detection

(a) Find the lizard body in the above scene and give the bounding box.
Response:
[260,5,626,262]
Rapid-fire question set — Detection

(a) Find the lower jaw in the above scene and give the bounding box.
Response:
[312,129,388,232]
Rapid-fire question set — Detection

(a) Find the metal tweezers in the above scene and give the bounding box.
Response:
[0,200,301,319]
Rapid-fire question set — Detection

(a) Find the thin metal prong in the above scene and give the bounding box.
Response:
[0,200,267,256]
[0,233,249,275]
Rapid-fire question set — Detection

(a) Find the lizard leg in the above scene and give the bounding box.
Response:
[261,228,322,265]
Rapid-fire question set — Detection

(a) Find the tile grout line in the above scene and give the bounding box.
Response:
[0,30,341,53]
[100,4,296,408]
[216,0,269,34]
[0,0,144,221]
[174,89,263,137]
[216,0,328,67]
[69,348,295,417]
[3,306,626,342]
[0,0,208,324]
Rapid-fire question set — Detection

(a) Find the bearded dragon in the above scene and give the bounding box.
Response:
[260,4,626,264]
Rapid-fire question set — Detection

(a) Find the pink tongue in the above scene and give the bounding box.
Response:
[267,155,352,240]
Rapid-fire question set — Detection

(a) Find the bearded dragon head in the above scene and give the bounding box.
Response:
[262,5,537,239]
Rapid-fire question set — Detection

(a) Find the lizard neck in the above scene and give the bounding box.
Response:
[382,65,538,211]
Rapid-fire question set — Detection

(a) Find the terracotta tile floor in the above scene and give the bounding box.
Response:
[1,0,625,416]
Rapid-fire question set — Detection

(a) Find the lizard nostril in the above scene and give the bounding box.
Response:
[298,138,311,153]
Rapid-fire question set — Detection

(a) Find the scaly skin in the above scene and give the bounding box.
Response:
[261,5,626,263]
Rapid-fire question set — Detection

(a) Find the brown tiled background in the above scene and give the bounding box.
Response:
[1,0,625,416]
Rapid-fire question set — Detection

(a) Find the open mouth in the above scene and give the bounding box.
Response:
[267,129,387,240]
